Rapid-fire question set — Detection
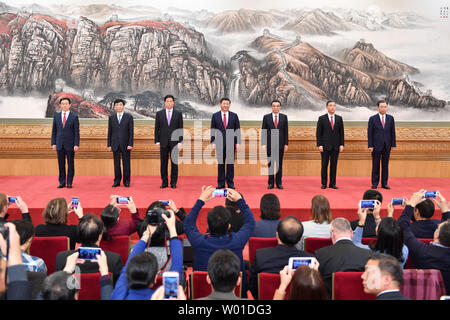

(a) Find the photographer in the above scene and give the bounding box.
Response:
[0,193,31,223]
[350,189,383,237]
[184,186,256,298]
[101,195,140,240]
[111,210,183,300]
[0,222,32,300]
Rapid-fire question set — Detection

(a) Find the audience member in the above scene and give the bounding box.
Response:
[184,186,255,298]
[101,195,140,240]
[273,263,327,300]
[352,206,409,267]
[151,284,187,300]
[197,249,243,300]
[0,222,32,300]
[11,219,47,274]
[350,189,383,237]
[398,189,450,295]
[111,210,183,300]
[35,197,83,250]
[361,253,410,300]
[297,195,332,250]
[54,214,123,282]
[252,193,281,237]
[315,217,372,299]
[249,216,313,299]
[225,195,245,232]
[410,192,449,238]
[0,194,31,223]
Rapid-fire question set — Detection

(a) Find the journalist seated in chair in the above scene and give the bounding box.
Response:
[362,253,410,300]
[54,214,123,284]
[101,195,140,240]
[110,210,183,300]
[252,193,281,238]
[35,197,83,250]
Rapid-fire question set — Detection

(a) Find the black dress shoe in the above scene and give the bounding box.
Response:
[67,184,72,189]
[268,184,274,189]
[321,185,327,189]
[170,184,176,189]
[160,184,168,189]
[112,183,120,187]
[124,183,130,188]
[382,185,391,189]
[57,184,65,188]
[276,185,284,190]
[329,185,339,189]
[371,185,377,189]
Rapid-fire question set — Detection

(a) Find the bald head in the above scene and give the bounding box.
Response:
[277,216,303,246]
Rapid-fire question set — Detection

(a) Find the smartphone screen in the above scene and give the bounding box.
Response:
[391,198,404,206]
[163,273,179,299]
[78,247,101,260]
[212,189,227,198]
[117,197,130,204]
[72,197,79,209]
[290,258,313,269]
[8,197,17,203]
[359,200,376,209]
[424,191,437,199]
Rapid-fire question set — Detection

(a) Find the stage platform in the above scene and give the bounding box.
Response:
[1,175,449,233]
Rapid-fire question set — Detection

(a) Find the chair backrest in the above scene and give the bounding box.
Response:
[332,272,375,300]
[30,236,70,274]
[248,237,278,265]
[258,272,290,300]
[404,238,433,269]
[78,273,111,300]
[100,235,130,265]
[401,269,446,300]
[304,237,333,254]
[361,238,376,245]
[189,271,241,299]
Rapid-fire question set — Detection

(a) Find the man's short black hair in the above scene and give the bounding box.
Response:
[271,99,281,106]
[415,199,435,219]
[363,189,383,203]
[277,216,303,246]
[78,214,104,246]
[369,253,403,286]
[114,98,126,106]
[326,100,335,106]
[126,252,158,289]
[377,100,388,106]
[439,219,450,247]
[207,206,231,236]
[164,95,175,102]
[220,97,231,104]
[11,219,34,246]
[42,271,79,300]
[59,97,71,104]
[207,249,240,293]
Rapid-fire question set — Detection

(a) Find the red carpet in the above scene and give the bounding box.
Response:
[1,175,449,233]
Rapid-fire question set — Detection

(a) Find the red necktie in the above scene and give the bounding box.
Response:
[382,115,385,128]
[63,113,67,128]
[274,115,278,129]
[330,116,334,130]
[223,113,227,129]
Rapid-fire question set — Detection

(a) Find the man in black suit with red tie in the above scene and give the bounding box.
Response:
[51,97,80,189]
[154,95,184,188]
[316,100,345,189]
[211,98,241,189]
[107,99,134,187]
[261,100,288,189]
[368,100,396,189]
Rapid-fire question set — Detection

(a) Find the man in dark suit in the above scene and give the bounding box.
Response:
[316,100,344,189]
[54,214,123,284]
[368,100,396,189]
[211,98,241,189]
[362,253,410,300]
[51,97,80,189]
[261,100,288,189]
[154,95,183,188]
[107,99,134,187]
[315,217,373,299]
[248,216,313,299]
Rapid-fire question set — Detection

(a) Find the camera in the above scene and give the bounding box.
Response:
[391,198,404,206]
[78,247,101,260]
[359,200,377,209]
[212,189,227,198]
[116,196,130,204]
[0,222,9,241]
[8,197,17,204]
[288,257,317,269]
[424,191,437,199]
[146,207,171,226]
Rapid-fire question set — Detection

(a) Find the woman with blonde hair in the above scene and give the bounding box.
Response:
[35,198,83,249]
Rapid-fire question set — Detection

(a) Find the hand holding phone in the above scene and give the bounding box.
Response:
[288,257,318,269]
[78,247,101,260]
[163,271,179,299]
[116,196,130,204]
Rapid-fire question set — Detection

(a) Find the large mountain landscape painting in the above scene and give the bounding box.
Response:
[0,0,448,120]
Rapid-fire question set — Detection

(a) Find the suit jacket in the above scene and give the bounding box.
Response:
[368,114,396,151]
[249,245,314,299]
[261,113,288,150]
[196,290,243,300]
[210,111,241,147]
[54,248,123,284]
[51,112,80,151]
[376,290,410,300]
[107,112,134,152]
[154,108,183,148]
[316,114,344,151]
[315,239,373,299]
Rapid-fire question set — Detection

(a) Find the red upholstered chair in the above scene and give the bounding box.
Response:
[304,238,332,254]
[258,272,290,300]
[100,235,130,265]
[189,271,241,299]
[78,273,111,300]
[361,238,376,245]
[332,272,375,300]
[404,238,433,269]
[155,275,163,288]
[248,237,278,265]
[401,269,446,300]
[30,236,70,275]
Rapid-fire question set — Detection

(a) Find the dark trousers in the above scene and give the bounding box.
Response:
[371,145,390,187]
[160,144,179,186]
[267,148,284,186]
[321,149,339,187]
[113,149,131,185]
[217,147,235,188]
[57,148,75,185]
